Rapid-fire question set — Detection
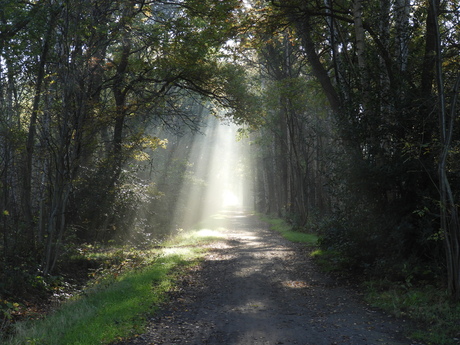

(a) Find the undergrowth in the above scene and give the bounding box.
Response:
[263,214,460,345]
[312,241,460,345]
[364,281,460,345]
[5,229,223,345]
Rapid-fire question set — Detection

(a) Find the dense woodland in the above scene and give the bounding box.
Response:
[1,0,460,325]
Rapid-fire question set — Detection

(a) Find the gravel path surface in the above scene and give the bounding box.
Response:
[115,211,420,345]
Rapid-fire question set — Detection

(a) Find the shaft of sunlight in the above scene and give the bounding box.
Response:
[172,115,252,231]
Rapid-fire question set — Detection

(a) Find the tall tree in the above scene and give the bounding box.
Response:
[0,0,255,291]
[431,0,460,300]
[256,0,460,297]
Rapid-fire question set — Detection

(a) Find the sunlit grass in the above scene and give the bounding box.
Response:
[166,228,225,247]
[6,232,219,345]
[310,248,347,273]
[260,215,318,245]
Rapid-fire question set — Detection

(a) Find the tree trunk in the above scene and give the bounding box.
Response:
[111,30,131,181]
[22,8,58,244]
[432,0,460,300]
[352,0,368,93]
[394,0,411,73]
[299,16,341,115]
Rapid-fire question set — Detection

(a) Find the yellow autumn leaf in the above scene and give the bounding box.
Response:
[133,151,150,161]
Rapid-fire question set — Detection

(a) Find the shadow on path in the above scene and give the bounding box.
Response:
[115,211,419,345]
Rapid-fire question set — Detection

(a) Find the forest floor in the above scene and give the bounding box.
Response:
[113,210,422,345]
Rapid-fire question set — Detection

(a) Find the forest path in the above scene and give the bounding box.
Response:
[116,211,418,345]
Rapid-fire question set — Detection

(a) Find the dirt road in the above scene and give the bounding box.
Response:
[116,211,418,345]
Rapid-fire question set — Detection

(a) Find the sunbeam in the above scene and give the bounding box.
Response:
[172,115,251,232]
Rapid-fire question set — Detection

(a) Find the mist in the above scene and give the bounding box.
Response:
[172,115,252,231]
[131,114,253,242]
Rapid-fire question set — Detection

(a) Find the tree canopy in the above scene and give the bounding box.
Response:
[243,0,460,299]
[1,0,460,310]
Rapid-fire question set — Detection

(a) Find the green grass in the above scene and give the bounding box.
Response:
[7,230,223,345]
[166,228,225,247]
[364,282,460,345]
[282,231,318,244]
[260,215,318,245]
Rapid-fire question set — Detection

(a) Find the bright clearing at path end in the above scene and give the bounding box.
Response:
[174,116,252,231]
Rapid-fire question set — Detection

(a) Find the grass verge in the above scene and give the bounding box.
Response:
[364,282,460,345]
[6,229,223,345]
[259,215,318,245]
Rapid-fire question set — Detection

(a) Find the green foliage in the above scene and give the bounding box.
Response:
[0,252,53,301]
[0,300,20,338]
[251,0,460,297]
[0,0,253,293]
[318,216,384,273]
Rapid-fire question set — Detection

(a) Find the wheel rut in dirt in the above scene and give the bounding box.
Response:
[116,211,418,345]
